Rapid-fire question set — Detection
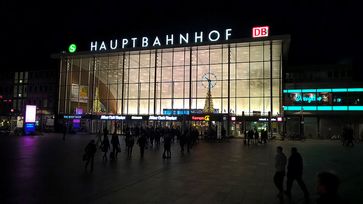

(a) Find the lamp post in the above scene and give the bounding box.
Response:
[300,107,304,139]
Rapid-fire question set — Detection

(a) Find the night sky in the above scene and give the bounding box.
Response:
[0,0,358,71]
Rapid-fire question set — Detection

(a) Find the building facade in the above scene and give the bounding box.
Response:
[0,70,58,133]
[283,64,363,139]
[56,29,290,135]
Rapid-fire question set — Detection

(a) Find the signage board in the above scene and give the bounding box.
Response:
[252,26,269,38]
[100,115,126,120]
[25,105,36,123]
[149,116,178,121]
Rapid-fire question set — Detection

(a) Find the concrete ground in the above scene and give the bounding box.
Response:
[0,133,362,204]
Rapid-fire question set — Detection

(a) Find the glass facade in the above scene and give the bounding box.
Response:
[58,40,283,117]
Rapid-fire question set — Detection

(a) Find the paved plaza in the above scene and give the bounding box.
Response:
[1,133,362,204]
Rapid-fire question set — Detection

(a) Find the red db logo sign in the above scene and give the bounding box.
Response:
[252,26,269,38]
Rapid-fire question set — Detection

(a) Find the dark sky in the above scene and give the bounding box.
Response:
[0,0,358,71]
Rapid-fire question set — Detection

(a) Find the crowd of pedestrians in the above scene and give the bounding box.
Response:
[83,125,200,171]
[244,128,269,146]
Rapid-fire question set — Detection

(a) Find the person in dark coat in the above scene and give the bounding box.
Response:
[84,140,97,172]
[101,134,110,161]
[285,147,309,199]
[179,131,186,153]
[274,146,287,198]
[137,133,147,158]
[163,134,172,159]
[111,130,120,159]
[126,133,135,158]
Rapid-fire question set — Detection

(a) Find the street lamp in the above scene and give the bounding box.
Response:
[300,107,304,139]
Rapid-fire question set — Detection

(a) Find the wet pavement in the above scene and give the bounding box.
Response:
[1,133,362,204]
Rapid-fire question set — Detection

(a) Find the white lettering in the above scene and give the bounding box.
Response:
[89,29,232,52]
[100,115,126,120]
[225,28,232,40]
[149,116,177,121]
[153,36,161,46]
[208,30,220,42]
[179,33,189,44]
[110,40,118,49]
[142,37,148,47]
[122,38,129,48]
[131,116,143,120]
[149,116,158,120]
[115,116,126,120]
[195,32,203,43]
[131,38,137,48]
[166,34,174,45]
[99,41,107,51]
[90,41,98,51]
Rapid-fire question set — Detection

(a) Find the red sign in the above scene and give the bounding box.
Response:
[192,116,205,121]
[252,26,269,38]
[191,115,210,121]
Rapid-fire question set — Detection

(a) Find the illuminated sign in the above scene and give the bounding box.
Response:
[64,115,82,119]
[89,29,232,52]
[25,105,36,123]
[258,117,282,122]
[191,115,210,121]
[68,44,77,53]
[231,116,236,121]
[24,123,36,134]
[100,115,126,120]
[252,26,269,38]
[294,93,322,103]
[131,116,143,120]
[149,116,178,121]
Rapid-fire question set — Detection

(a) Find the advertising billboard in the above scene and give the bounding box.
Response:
[25,105,36,123]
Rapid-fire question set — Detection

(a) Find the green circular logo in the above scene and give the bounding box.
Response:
[68,44,77,53]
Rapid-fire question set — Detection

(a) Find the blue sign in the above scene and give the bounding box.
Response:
[24,123,36,135]
[295,94,322,103]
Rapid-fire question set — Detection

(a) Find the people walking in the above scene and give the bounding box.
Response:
[84,140,97,172]
[126,133,134,158]
[285,147,309,199]
[163,133,172,159]
[111,130,120,160]
[137,133,147,158]
[101,134,110,161]
[274,146,287,198]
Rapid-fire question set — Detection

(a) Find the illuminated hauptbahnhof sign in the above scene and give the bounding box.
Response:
[90,29,233,52]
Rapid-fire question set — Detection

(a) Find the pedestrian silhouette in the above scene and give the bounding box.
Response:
[137,133,147,158]
[126,133,134,158]
[111,130,120,160]
[316,171,342,204]
[274,146,287,199]
[285,147,309,199]
[163,133,172,159]
[101,134,110,161]
[84,140,97,172]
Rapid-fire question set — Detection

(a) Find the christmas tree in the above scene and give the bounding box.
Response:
[203,88,214,113]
